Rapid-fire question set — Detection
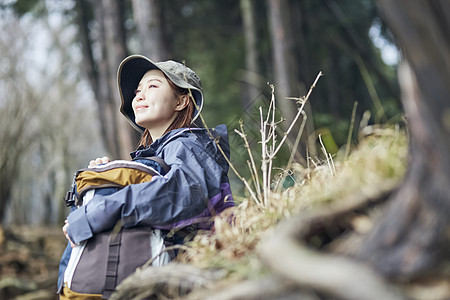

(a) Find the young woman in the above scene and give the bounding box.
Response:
[58,55,234,298]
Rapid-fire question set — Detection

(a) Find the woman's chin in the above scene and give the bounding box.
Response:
[135,118,149,128]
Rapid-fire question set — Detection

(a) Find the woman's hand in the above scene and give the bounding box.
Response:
[62,220,76,248]
[88,156,111,168]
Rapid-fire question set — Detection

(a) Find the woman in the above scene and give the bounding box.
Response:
[58,55,234,298]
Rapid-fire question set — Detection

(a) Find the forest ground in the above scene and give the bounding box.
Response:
[1,128,449,300]
[0,225,66,300]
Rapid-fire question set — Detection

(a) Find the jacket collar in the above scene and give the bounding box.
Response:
[130,124,230,170]
[131,127,204,158]
[131,125,229,157]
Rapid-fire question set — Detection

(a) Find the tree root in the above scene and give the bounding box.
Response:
[110,263,226,300]
[111,180,409,300]
[257,179,408,300]
[186,275,321,300]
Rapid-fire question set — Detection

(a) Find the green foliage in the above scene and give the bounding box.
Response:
[157,0,402,177]
[3,0,45,17]
[1,0,405,222]
[162,0,244,127]
[4,0,403,147]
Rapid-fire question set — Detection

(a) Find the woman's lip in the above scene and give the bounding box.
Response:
[134,105,148,111]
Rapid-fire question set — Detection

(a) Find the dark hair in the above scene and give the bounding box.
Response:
[137,76,194,147]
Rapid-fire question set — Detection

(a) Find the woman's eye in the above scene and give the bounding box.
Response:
[149,85,157,88]
[134,89,141,95]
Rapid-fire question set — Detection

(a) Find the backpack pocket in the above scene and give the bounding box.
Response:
[70,226,154,297]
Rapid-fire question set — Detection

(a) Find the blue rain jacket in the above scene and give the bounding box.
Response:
[67,124,234,243]
[58,124,234,291]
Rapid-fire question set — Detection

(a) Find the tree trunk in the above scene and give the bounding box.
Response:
[266,0,297,125]
[267,0,316,163]
[357,0,450,279]
[0,22,37,222]
[240,0,261,113]
[75,0,110,156]
[93,0,122,158]
[102,0,135,159]
[75,0,135,160]
[131,0,167,61]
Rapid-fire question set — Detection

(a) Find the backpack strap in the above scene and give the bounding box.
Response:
[103,227,123,299]
[101,225,197,298]
[64,172,78,207]
[144,156,171,174]
[161,225,198,259]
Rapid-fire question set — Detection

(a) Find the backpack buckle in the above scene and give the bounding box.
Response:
[64,173,78,207]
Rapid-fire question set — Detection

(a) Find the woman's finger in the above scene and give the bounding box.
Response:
[62,222,76,248]
[88,156,111,168]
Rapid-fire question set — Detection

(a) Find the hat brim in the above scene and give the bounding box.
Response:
[117,55,204,132]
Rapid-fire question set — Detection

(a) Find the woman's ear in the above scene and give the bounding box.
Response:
[175,96,189,111]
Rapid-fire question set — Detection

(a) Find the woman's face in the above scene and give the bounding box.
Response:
[132,69,180,131]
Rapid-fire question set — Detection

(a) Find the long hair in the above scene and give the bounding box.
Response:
[137,76,195,147]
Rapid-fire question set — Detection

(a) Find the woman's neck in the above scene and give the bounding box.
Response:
[148,128,166,142]
[148,122,172,142]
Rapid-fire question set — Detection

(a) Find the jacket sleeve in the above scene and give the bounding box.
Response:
[67,136,224,244]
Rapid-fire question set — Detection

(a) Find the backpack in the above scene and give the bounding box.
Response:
[62,157,196,299]
[65,157,170,207]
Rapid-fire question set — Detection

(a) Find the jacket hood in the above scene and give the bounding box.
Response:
[131,124,231,173]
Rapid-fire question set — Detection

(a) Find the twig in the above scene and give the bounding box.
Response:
[308,156,319,169]
[354,54,386,122]
[186,85,262,208]
[345,101,358,160]
[270,71,323,159]
[217,139,262,208]
[260,105,269,207]
[235,120,262,202]
[329,153,336,176]
[306,147,311,180]
[286,110,307,170]
[264,83,275,124]
[141,244,190,269]
[318,134,334,177]
[269,84,277,207]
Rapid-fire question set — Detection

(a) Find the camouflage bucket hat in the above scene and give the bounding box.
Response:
[117,54,204,132]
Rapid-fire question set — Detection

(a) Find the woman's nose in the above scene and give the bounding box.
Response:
[134,94,144,102]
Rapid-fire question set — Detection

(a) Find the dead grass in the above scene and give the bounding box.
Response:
[176,71,408,291]
[179,125,408,283]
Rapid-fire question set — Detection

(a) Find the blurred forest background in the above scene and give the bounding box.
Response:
[0,0,401,227]
[2,0,450,299]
